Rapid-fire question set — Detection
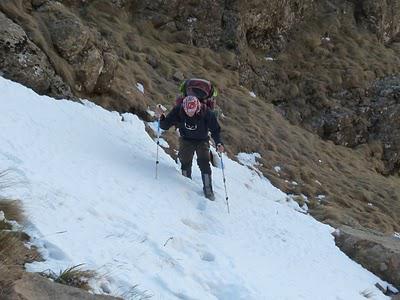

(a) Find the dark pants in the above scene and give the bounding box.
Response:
[178,138,211,177]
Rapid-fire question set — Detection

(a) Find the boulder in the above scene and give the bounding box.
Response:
[334,225,400,289]
[94,52,118,94]
[73,45,104,93]
[36,2,116,93]
[10,272,122,300]
[36,2,90,60]
[0,11,72,98]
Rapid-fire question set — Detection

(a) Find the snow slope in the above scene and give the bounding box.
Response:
[0,77,390,299]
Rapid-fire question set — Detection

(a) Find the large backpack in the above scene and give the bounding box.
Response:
[175,78,218,110]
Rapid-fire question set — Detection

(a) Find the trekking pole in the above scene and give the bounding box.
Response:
[218,152,230,214]
[155,104,166,179]
[155,116,161,179]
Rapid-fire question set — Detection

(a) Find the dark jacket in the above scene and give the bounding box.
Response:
[160,105,222,145]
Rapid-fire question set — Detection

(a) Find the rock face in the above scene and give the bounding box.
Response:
[320,76,400,175]
[353,0,400,43]
[0,11,72,98]
[132,0,314,51]
[278,75,400,175]
[0,0,117,98]
[334,226,400,289]
[243,0,400,175]
[34,1,116,94]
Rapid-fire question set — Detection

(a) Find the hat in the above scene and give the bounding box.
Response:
[182,96,201,117]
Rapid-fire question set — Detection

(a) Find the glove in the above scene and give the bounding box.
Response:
[217,143,225,153]
[155,104,166,119]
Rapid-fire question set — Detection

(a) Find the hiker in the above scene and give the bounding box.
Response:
[155,96,224,201]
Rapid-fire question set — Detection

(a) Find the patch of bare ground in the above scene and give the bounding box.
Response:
[0,199,40,299]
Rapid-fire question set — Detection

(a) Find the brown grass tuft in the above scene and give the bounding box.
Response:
[40,264,96,291]
[0,199,24,225]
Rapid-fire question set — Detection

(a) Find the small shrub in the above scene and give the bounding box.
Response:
[40,264,96,291]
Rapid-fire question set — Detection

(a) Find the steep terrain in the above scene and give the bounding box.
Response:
[0,76,395,300]
[1,0,400,288]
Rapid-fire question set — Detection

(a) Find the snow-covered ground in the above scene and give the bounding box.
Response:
[0,77,391,299]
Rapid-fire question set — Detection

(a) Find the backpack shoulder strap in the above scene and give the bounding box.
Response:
[175,96,185,106]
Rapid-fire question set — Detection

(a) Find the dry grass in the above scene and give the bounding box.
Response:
[0,170,25,229]
[0,197,35,271]
[0,171,40,298]
[0,214,30,299]
[0,231,30,267]
[0,199,24,225]
[40,264,96,291]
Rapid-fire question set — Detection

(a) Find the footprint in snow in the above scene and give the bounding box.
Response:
[43,241,68,261]
[197,199,207,211]
[181,218,207,232]
[200,251,215,262]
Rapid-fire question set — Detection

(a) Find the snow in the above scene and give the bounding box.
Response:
[0,76,392,300]
[187,17,198,23]
[265,57,274,61]
[274,166,281,173]
[146,108,155,117]
[237,152,261,168]
[136,82,144,94]
[249,91,257,98]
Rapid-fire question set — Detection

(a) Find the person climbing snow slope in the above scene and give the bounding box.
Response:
[155,96,224,201]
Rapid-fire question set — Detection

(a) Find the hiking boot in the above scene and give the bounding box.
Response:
[201,173,215,201]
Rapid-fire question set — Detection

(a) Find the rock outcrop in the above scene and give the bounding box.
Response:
[131,0,314,51]
[320,76,400,175]
[0,0,117,98]
[34,1,116,94]
[0,11,72,98]
[9,273,121,300]
[334,226,400,289]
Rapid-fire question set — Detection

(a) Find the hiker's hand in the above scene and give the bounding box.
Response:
[217,143,225,153]
[155,104,166,118]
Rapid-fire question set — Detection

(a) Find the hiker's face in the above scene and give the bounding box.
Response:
[185,110,196,117]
